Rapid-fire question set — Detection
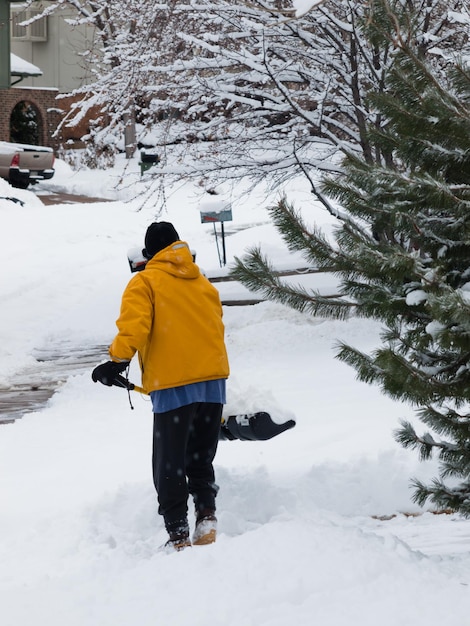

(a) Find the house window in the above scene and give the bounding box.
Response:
[11,9,48,41]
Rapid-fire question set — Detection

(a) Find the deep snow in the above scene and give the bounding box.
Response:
[0,156,469,626]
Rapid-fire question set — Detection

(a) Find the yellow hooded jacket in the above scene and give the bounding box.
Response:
[109,241,229,393]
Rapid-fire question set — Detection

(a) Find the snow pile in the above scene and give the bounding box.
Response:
[0,157,469,626]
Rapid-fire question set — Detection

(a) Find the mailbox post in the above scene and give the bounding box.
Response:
[0,0,10,89]
[200,201,233,267]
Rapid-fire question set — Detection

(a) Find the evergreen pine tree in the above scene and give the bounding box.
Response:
[231,2,470,514]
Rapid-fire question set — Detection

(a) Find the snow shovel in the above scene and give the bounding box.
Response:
[111,374,296,442]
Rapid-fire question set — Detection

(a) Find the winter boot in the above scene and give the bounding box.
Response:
[192,509,217,546]
[161,520,191,552]
[162,532,191,552]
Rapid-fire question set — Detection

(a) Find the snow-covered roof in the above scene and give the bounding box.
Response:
[10,52,42,77]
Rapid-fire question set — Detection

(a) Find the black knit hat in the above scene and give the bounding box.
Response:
[143,222,180,258]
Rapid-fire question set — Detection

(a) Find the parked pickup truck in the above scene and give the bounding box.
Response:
[0,141,55,189]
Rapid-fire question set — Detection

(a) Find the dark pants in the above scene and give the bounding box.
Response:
[152,402,222,534]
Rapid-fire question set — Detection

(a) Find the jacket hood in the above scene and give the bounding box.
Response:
[145,241,200,279]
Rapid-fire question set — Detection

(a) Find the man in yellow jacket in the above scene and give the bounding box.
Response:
[92,222,229,551]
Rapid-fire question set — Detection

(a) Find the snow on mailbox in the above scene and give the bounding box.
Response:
[199,199,232,224]
[199,199,232,266]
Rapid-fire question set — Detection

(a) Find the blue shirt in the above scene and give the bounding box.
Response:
[150,379,226,414]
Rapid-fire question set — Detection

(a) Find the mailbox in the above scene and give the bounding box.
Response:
[200,200,232,224]
[199,200,232,266]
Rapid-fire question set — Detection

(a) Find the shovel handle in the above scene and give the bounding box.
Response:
[113,374,148,395]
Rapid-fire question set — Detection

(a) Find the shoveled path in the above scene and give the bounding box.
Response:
[38,192,112,205]
[0,345,108,424]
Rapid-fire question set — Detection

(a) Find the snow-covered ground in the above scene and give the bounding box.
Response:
[1,156,469,626]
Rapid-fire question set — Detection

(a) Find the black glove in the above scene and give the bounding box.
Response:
[219,412,296,441]
[91,360,130,386]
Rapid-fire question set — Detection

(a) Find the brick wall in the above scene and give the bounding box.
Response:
[0,87,109,153]
[0,86,62,150]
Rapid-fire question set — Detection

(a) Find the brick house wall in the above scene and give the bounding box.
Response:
[0,86,62,150]
[0,87,104,151]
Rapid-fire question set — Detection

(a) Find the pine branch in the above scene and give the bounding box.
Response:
[411,477,470,517]
[416,405,470,440]
[230,247,354,319]
[394,420,435,461]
